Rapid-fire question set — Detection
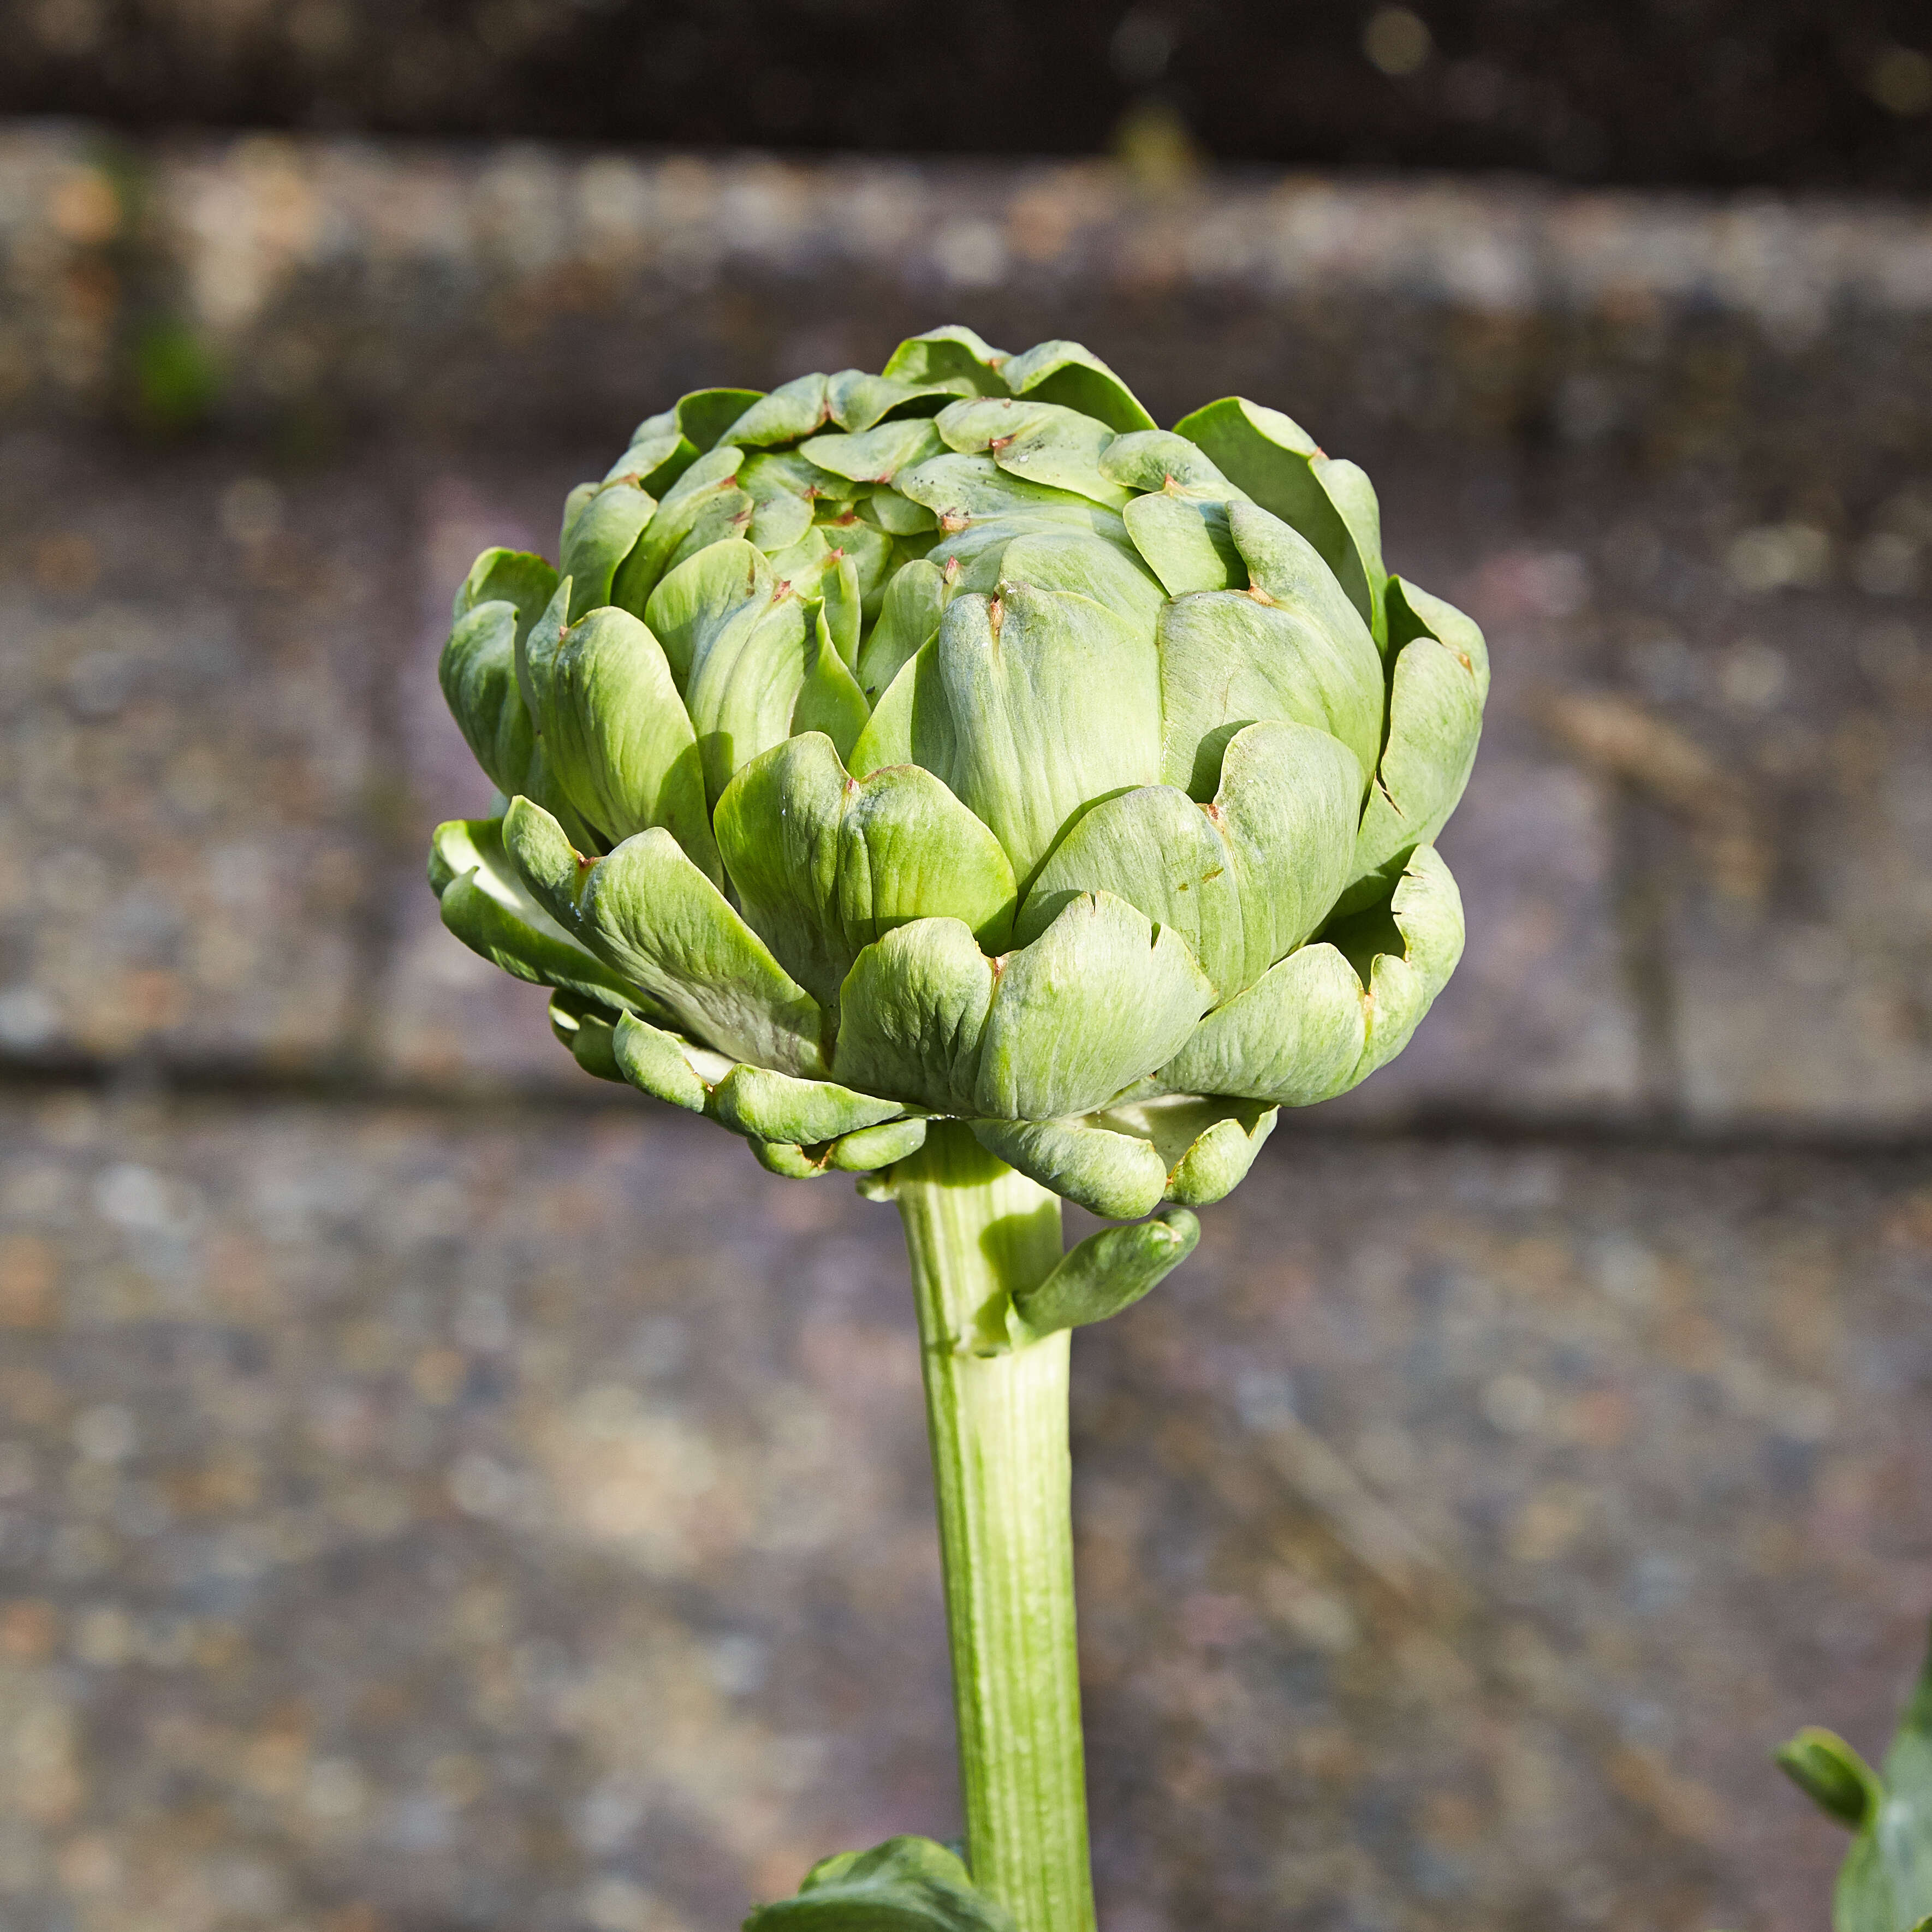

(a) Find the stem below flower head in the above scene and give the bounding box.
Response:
[891,1121,1096,1932]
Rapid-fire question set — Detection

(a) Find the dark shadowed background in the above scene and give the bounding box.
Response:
[1,7,1930,1931]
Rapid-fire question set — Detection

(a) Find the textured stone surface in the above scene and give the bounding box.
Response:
[0,431,401,1070]
[1512,463,1932,1132]
[9,127,1932,501]
[0,1091,1926,1931]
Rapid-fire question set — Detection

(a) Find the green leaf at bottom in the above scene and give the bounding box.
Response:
[744,1835,1016,1931]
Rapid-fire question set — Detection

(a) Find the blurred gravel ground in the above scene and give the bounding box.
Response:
[1,126,1930,1932]
[0,1093,1926,1932]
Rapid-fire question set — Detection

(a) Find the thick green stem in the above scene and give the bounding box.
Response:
[892,1121,1095,1932]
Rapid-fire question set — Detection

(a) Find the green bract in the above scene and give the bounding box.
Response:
[430,326,1484,1217]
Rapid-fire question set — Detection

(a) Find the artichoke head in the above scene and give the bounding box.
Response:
[430,327,1485,1217]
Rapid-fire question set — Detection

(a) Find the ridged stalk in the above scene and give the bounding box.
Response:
[893,1121,1095,1932]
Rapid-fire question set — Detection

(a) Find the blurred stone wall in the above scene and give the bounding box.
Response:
[0,123,1929,1932]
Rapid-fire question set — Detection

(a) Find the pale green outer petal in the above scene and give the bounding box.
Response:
[605,419,683,488]
[1154,942,1368,1106]
[439,872,634,1009]
[748,491,816,552]
[1335,574,1490,909]
[1208,722,1364,983]
[716,372,832,449]
[514,576,572,724]
[789,601,871,765]
[974,890,1214,1120]
[611,448,746,613]
[559,482,596,554]
[560,478,656,620]
[1099,431,1243,497]
[970,1118,1169,1221]
[857,557,953,699]
[1156,844,1463,1102]
[1016,720,1362,1003]
[548,994,625,1082]
[819,542,870,650]
[918,507,1139,598]
[880,324,1012,397]
[1157,586,1383,802]
[430,817,644,1013]
[710,1063,905,1144]
[1341,627,1485,914]
[1000,338,1158,433]
[673,388,766,453]
[662,490,756,578]
[1018,783,1240,994]
[1014,1207,1200,1333]
[818,515,895,633]
[455,546,560,634]
[612,388,760,494]
[439,601,536,797]
[498,796,597,937]
[1172,396,1388,641]
[612,1010,713,1113]
[825,1115,930,1171]
[895,452,1106,522]
[802,418,946,484]
[643,539,828,805]
[1122,494,1243,596]
[1226,501,1381,663]
[738,448,852,506]
[715,733,1016,1009]
[753,1140,828,1179]
[539,606,720,878]
[986,530,1164,629]
[1326,843,1465,1082]
[581,828,830,1077]
[858,491,941,536]
[1389,574,1490,699]
[1313,456,1388,638]
[831,918,996,1116]
[1082,1096,1278,1206]
[936,396,1130,508]
[825,367,954,432]
[852,584,1162,887]
[762,525,831,589]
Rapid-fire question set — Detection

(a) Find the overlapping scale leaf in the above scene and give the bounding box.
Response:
[1156,843,1464,1105]
[608,387,762,494]
[935,396,1130,508]
[610,449,748,614]
[438,549,556,795]
[533,604,719,875]
[1155,501,1385,798]
[1014,719,1362,1003]
[560,477,656,619]
[975,891,1213,1120]
[851,582,1163,887]
[999,338,1158,433]
[880,324,1013,399]
[503,797,830,1080]
[714,731,1017,1008]
[1172,395,1389,644]
[1337,575,1489,915]
[644,539,865,805]
[973,1096,1276,1220]
[429,816,649,1015]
